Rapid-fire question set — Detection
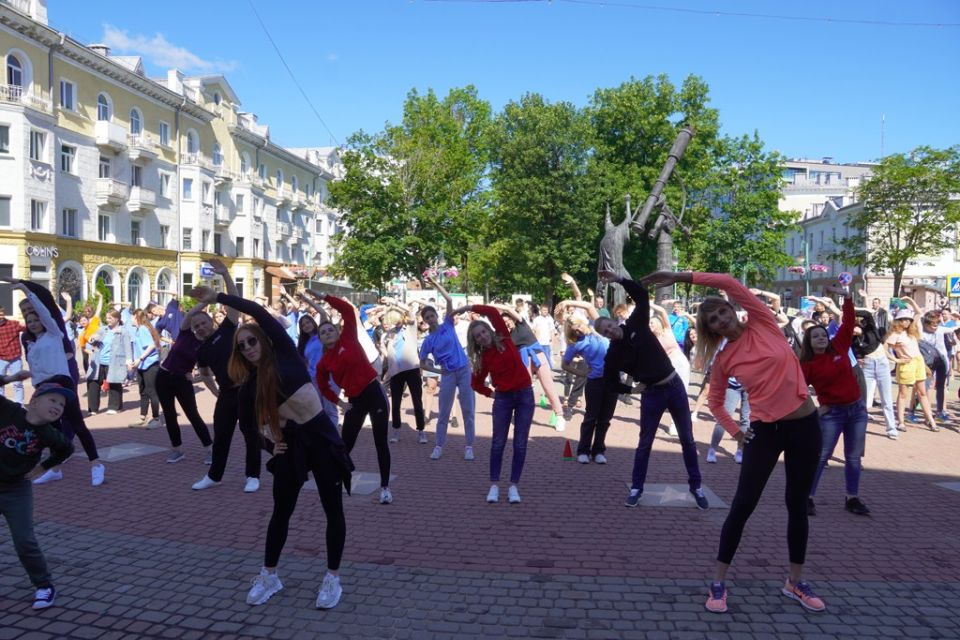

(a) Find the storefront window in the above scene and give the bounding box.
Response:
[57,266,82,305]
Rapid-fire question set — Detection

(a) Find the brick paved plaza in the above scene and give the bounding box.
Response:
[2,378,959,639]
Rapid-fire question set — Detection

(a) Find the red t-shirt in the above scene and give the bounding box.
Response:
[801,297,861,405]
[470,306,532,397]
[316,296,377,402]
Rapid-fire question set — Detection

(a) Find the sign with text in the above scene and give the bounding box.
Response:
[199,262,215,279]
[948,275,960,298]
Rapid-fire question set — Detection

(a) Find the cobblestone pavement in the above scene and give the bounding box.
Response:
[2,378,959,638]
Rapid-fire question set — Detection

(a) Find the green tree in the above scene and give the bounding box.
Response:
[833,146,960,296]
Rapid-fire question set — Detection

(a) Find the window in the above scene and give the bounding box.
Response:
[258,163,266,180]
[240,153,249,174]
[213,92,222,105]
[95,269,115,303]
[98,213,111,242]
[253,238,260,258]
[128,271,144,307]
[316,218,323,233]
[201,230,210,252]
[236,236,244,257]
[291,175,299,193]
[159,173,171,198]
[59,80,75,111]
[213,233,222,255]
[60,208,77,237]
[182,178,193,200]
[97,94,110,121]
[0,124,8,153]
[235,277,244,297]
[0,197,9,226]
[235,193,245,214]
[129,108,142,135]
[212,143,222,167]
[99,156,111,179]
[202,181,211,204]
[131,165,142,187]
[131,220,141,245]
[182,273,193,296]
[276,169,284,190]
[214,191,222,208]
[186,130,198,154]
[183,227,193,251]
[160,225,169,249]
[29,130,45,162]
[30,200,44,231]
[6,54,23,87]
[159,121,170,146]
[253,196,261,217]
[59,144,76,174]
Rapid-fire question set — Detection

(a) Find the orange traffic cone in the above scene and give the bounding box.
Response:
[562,440,574,461]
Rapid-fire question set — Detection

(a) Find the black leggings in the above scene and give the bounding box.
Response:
[157,368,212,448]
[341,379,391,487]
[208,386,261,482]
[389,368,425,432]
[87,366,122,412]
[717,409,821,566]
[577,377,619,456]
[265,437,346,570]
[136,364,160,419]
[563,370,587,407]
[43,375,98,462]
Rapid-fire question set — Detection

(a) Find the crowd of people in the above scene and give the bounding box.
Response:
[2,261,956,615]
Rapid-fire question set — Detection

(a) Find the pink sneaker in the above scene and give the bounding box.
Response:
[782,579,826,612]
[705,581,727,613]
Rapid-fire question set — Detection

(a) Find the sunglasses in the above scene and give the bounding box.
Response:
[237,336,259,351]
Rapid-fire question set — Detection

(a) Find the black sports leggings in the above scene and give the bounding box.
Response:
[136,364,160,419]
[208,386,261,482]
[717,409,821,566]
[341,379,391,488]
[389,368,425,432]
[157,368,212,448]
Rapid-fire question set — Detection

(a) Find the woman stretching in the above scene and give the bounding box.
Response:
[459,304,534,504]
[309,289,394,505]
[296,305,339,429]
[561,313,617,464]
[190,284,352,610]
[885,308,937,432]
[800,286,870,517]
[641,269,824,615]
[380,301,426,443]
[851,310,898,439]
[128,310,162,428]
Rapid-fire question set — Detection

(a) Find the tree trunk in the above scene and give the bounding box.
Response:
[893,270,903,298]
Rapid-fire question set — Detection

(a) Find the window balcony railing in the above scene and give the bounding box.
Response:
[214,204,231,227]
[183,152,214,171]
[95,121,127,152]
[128,186,157,214]
[277,222,292,237]
[0,84,52,113]
[95,178,128,209]
[128,133,158,162]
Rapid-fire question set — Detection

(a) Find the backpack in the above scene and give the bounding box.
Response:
[918,339,943,368]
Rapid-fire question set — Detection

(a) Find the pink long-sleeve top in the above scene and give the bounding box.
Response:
[694,273,809,435]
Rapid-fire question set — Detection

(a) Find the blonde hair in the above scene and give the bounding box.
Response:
[564,316,592,345]
[383,310,403,327]
[892,314,921,341]
[693,296,735,372]
[466,319,504,372]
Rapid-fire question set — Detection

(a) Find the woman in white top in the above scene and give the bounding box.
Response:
[381,302,426,443]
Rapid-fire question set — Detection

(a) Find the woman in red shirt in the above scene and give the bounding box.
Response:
[799,286,870,517]
[457,304,533,505]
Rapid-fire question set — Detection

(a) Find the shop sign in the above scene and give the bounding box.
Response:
[26,245,59,258]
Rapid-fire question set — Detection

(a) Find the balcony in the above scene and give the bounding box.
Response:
[93,121,127,152]
[235,172,266,192]
[214,166,233,186]
[128,186,157,214]
[96,178,128,209]
[183,152,214,171]
[275,189,291,206]
[2,0,31,13]
[289,192,304,210]
[214,204,231,227]
[291,226,304,240]
[127,133,158,163]
[277,222,292,237]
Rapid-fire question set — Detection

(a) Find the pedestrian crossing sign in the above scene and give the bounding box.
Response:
[949,276,960,297]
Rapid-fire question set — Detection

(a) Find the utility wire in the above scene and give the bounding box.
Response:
[422,0,960,29]
[247,0,340,146]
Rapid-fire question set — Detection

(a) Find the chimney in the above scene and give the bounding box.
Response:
[167,69,184,95]
[88,43,110,57]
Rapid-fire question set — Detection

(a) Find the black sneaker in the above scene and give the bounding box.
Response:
[32,585,55,610]
[845,496,871,516]
[807,497,817,516]
[691,488,709,510]
[619,394,634,406]
[624,490,641,507]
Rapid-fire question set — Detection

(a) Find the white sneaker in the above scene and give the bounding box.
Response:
[464,446,475,461]
[91,463,105,487]
[33,469,63,485]
[486,485,499,503]
[734,449,743,464]
[508,485,522,504]
[706,448,718,464]
[32,586,55,610]
[192,475,220,491]
[554,416,566,432]
[667,424,678,436]
[576,454,590,464]
[244,477,260,493]
[430,446,442,460]
[105,410,118,415]
[315,572,342,609]
[389,430,400,443]
[594,453,607,464]
[418,431,428,444]
[379,487,393,504]
[246,569,283,606]
[146,417,163,429]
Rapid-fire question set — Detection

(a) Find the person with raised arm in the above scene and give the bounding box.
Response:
[640,269,824,615]
[308,289,393,505]
[189,283,352,610]
[296,294,340,428]
[380,300,427,442]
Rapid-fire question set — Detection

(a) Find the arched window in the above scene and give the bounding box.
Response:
[97,93,111,121]
[291,175,299,193]
[94,267,117,304]
[6,54,23,87]
[57,264,83,304]
[276,169,284,189]
[258,163,266,180]
[240,153,250,175]
[156,269,173,304]
[212,143,223,167]
[213,92,222,105]
[186,130,199,154]
[130,108,142,134]
[127,269,145,309]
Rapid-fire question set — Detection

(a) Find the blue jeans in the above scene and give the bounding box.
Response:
[710,387,750,448]
[436,365,475,447]
[490,386,534,484]
[0,358,24,404]
[811,401,868,497]
[631,375,701,493]
[539,344,552,371]
[861,356,896,433]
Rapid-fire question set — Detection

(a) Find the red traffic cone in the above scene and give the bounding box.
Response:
[562,440,574,461]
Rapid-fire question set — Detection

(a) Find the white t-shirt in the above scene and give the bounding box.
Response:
[532,315,555,345]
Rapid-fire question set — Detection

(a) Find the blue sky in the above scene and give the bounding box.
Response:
[49,0,959,163]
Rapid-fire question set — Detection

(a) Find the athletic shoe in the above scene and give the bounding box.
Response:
[389,430,400,443]
[128,416,147,428]
[246,570,283,606]
[734,449,743,464]
[705,581,727,613]
[450,417,459,429]
[807,497,817,516]
[845,496,871,516]
[315,573,342,609]
[906,413,920,424]
[576,454,590,464]
[192,475,220,491]
[782,579,826,612]
[464,446,475,461]
[896,423,907,432]
[32,586,56,610]
[105,410,118,415]
[624,489,641,508]
[379,487,393,504]
[706,448,718,463]
[554,416,566,432]
[418,431,428,444]
[691,488,709,510]
[562,407,574,421]
[667,424,678,437]
[593,453,607,464]
[204,450,213,465]
[146,417,163,429]
[90,463,105,487]
[244,477,260,493]
[33,469,63,485]
[886,430,899,440]
[430,446,442,460]
[619,394,633,406]
[486,485,499,503]
[167,450,185,464]
[938,411,950,421]
[508,485,522,504]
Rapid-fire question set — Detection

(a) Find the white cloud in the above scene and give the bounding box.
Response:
[101,24,237,73]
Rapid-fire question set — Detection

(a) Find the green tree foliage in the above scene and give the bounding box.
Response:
[833,146,960,296]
